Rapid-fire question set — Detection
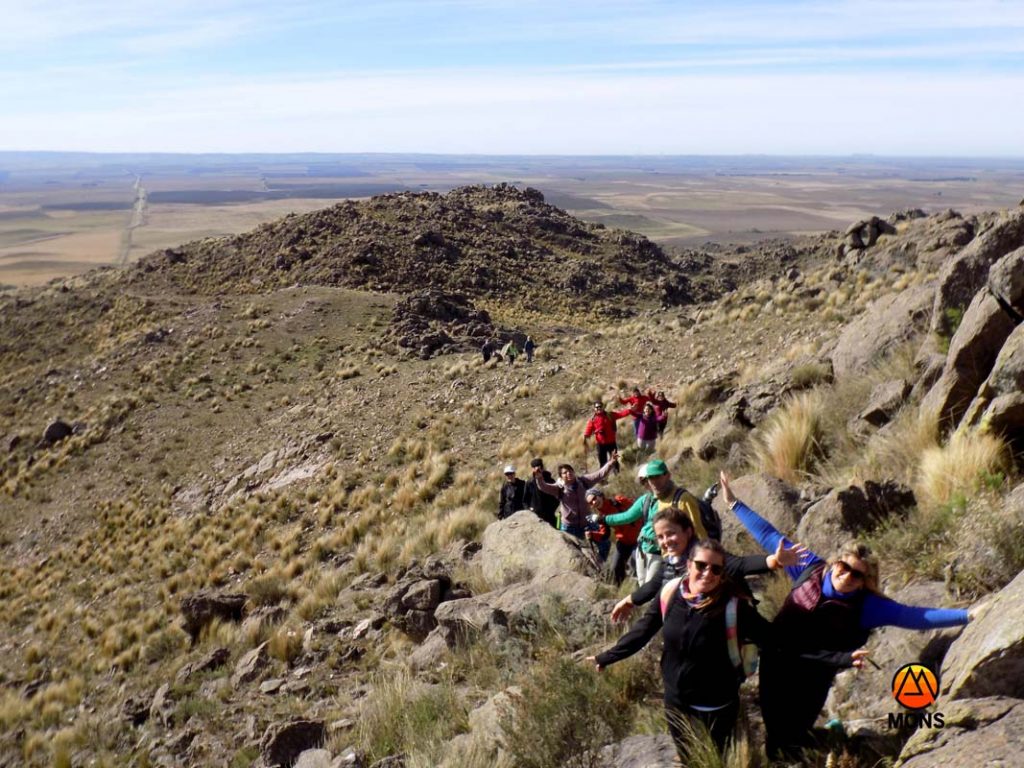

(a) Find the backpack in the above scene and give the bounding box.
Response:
[642,487,723,542]
[659,577,759,681]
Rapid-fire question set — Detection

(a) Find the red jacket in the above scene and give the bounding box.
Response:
[619,393,651,415]
[600,495,640,544]
[584,411,621,445]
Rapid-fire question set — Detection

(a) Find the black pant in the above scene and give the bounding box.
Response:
[761,653,835,759]
[605,540,636,585]
[666,700,739,761]
[596,442,618,468]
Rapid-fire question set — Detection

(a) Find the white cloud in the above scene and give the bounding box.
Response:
[2,69,1022,155]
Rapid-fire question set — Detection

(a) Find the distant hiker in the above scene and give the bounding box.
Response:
[533,453,618,540]
[481,339,495,363]
[583,402,623,473]
[636,402,660,457]
[585,488,640,585]
[651,390,677,437]
[619,387,651,436]
[523,457,559,528]
[524,336,536,363]
[502,340,519,365]
[498,464,526,519]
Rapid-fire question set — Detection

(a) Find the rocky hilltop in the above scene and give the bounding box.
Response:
[1,189,1024,768]
[132,184,695,316]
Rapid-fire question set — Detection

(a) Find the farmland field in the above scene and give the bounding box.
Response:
[1,151,1022,287]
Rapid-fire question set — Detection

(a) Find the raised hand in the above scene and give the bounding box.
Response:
[851,649,871,669]
[719,470,736,506]
[773,539,809,569]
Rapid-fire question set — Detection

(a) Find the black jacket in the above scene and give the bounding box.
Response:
[498,478,526,519]
[523,472,559,526]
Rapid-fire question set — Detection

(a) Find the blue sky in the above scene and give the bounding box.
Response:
[1,0,1022,154]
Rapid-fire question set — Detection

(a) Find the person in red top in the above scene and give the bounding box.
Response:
[619,386,651,436]
[586,488,640,585]
[583,402,623,472]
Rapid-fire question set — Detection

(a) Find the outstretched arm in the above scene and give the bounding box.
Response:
[593,598,664,669]
[720,471,822,581]
[861,594,970,631]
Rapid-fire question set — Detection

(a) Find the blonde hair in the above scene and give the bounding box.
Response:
[829,541,882,595]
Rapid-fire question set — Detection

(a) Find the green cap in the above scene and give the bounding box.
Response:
[643,458,669,477]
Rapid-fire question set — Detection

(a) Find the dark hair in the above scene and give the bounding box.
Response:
[530,458,544,469]
[557,463,575,476]
[652,506,695,532]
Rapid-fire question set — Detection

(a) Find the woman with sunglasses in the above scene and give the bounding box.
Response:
[718,472,972,760]
[589,528,842,761]
[609,506,805,624]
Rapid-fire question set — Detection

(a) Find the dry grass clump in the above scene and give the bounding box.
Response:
[752,391,826,484]
[357,668,469,765]
[917,430,1010,509]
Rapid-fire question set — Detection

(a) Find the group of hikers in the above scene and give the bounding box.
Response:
[497,389,977,763]
[481,336,536,365]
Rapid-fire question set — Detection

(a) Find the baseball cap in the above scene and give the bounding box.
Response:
[644,459,669,477]
[503,465,515,474]
[585,488,605,499]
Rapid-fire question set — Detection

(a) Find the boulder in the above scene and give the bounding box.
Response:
[960,323,1024,442]
[175,647,230,685]
[695,416,750,461]
[859,379,911,427]
[826,581,964,722]
[41,419,73,446]
[796,481,915,557]
[930,209,1024,339]
[180,591,247,642]
[260,719,327,768]
[896,696,1024,767]
[712,474,802,553]
[294,750,333,768]
[831,284,935,379]
[596,734,678,768]
[439,687,519,767]
[478,510,598,585]
[920,289,1017,431]
[232,641,270,686]
[149,683,174,728]
[987,245,1024,318]
[407,630,449,671]
[940,568,1024,701]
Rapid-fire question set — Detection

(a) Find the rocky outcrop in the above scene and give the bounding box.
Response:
[713,474,802,552]
[796,480,915,557]
[842,216,897,253]
[921,245,1024,432]
[384,290,510,359]
[260,719,327,768]
[930,209,1024,339]
[960,315,1024,442]
[180,591,247,643]
[859,379,911,427]
[131,184,688,317]
[940,569,1024,701]
[831,284,935,378]
[896,697,1024,767]
[596,734,678,767]
[478,510,599,584]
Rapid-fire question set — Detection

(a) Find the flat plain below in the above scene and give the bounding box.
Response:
[1,152,1022,287]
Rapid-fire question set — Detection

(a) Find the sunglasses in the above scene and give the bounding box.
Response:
[835,560,866,581]
[691,560,724,576]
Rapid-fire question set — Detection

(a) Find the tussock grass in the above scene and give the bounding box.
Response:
[753,391,825,484]
[917,431,1010,509]
[358,668,469,765]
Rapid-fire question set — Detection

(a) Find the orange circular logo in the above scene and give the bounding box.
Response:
[892,664,939,710]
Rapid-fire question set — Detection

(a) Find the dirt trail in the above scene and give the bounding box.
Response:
[118,175,147,265]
